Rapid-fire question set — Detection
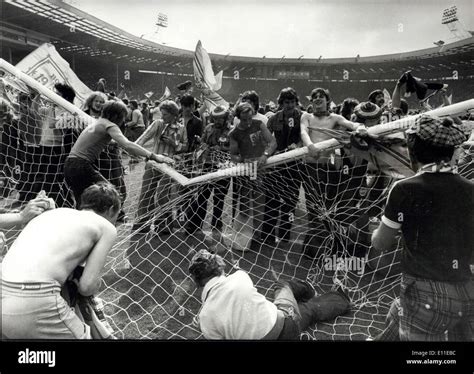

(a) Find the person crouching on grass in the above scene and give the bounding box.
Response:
[64,100,173,208]
[372,115,473,341]
[2,183,120,339]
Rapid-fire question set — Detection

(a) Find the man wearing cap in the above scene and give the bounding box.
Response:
[372,115,473,341]
[368,89,385,110]
[188,249,350,340]
[352,102,383,127]
[300,88,367,257]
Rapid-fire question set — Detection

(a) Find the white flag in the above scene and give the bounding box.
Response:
[214,70,223,92]
[16,43,92,107]
[383,88,392,107]
[144,91,154,98]
[193,41,228,110]
[158,86,171,102]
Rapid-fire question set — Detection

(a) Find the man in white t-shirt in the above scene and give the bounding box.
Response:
[188,249,350,340]
[150,101,162,121]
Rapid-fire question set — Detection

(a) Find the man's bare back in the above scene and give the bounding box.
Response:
[2,208,116,286]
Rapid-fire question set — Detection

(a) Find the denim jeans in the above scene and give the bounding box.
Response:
[2,279,91,339]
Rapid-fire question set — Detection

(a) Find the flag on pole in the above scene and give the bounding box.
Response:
[15,43,93,107]
[157,86,171,102]
[383,89,392,107]
[144,91,154,99]
[193,40,228,110]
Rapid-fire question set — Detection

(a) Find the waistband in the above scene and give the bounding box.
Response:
[66,154,92,164]
[403,272,472,285]
[2,279,62,294]
[261,310,285,340]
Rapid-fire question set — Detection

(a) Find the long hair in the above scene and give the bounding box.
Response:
[101,100,128,125]
[82,92,108,113]
[277,87,299,106]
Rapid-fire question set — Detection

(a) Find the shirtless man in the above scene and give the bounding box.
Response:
[2,182,121,339]
[301,88,367,162]
[300,88,367,257]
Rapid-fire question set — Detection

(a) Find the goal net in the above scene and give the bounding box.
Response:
[1,60,473,340]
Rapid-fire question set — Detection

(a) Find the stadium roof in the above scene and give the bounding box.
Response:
[2,0,474,67]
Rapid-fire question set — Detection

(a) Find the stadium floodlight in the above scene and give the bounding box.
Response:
[441,5,470,39]
[441,5,458,24]
[156,12,168,28]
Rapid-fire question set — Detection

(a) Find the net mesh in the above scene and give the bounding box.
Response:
[1,68,473,340]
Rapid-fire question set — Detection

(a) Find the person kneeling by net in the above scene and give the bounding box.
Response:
[2,183,121,339]
[188,249,351,339]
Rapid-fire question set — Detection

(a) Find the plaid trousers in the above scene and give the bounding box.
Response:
[374,297,401,341]
[399,273,474,341]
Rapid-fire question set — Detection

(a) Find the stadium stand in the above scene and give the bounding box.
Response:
[1,0,473,341]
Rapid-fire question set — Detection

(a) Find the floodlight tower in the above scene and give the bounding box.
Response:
[441,6,470,39]
[140,13,168,42]
[156,13,168,28]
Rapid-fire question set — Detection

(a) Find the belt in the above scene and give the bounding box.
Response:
[261,310,285,340]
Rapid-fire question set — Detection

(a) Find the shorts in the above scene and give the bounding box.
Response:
[1,279,91,340]
[64,156,108,206]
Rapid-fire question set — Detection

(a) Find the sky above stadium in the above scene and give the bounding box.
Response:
[70,0,473,59]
